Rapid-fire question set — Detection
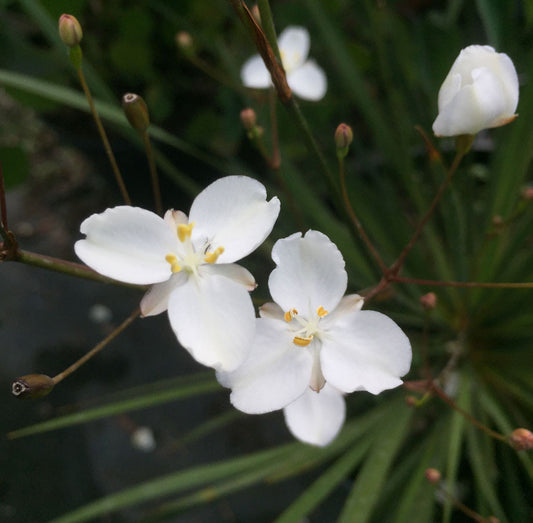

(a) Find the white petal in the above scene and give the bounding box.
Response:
[75,206,175,284]
[283,384,345,447]
[321,310,412,395]
[167,270,256,371]
[322,294,364,327]
[278,26,310,72]
[217,317,313,414]
[189,176,280,263]
[269,230,347,316]
[241,54,271,88]
[287,60,327,101]
[140,272,188,317]
[164,209,188,229]
[202,263,256,291]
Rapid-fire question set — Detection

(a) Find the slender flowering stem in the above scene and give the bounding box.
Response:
[338,155,388,273]
[0,160,8,230]
[75,66,131,205]
[393,276,533,289]
[142,130,163,216]
[52,308,140,385]
[257,0,282,62]
[389,148,465,276]
[14,249,144,288]
[430,382,507,443]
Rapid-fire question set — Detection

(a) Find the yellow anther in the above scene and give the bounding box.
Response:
[165,254,182,273]
[204,246,224,264]
[293,335,313,347]
[317,306,328,318]
[284,309,298,322]
[177,222,194,242]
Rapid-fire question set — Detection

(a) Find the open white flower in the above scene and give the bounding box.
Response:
[75,176,280,371]
[217,230,412,446]
[241,26,327,101]
[432,45,519,137]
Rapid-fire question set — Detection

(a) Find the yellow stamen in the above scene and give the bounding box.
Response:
[204,246,224,264]
[177,222,194,242]
[293,335,313,347]
[165,254,182,273]
[317,306,328,318]
[284,309,298,322]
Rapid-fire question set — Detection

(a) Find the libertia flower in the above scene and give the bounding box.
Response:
[217,231,412,446]
[75,176,280,371]
[432,45,519,137]
[241,26,327,101]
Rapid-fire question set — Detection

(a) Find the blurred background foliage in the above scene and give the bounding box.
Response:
[1,0,532,521]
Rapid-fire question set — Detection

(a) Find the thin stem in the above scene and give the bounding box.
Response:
[430,382,507,443]
[0,160,8,229]
[142,130,163,216]
[187,54,249,94]
[257,0,282,62]
[389,149,465,275]
[269,87,281,170]
[284,97,337,197]
[338,156,387,273]
[76,67,131,205]
[438,484,486,522]
[52,308,140,384]
[393,276,533,289]
[14,249,143,288]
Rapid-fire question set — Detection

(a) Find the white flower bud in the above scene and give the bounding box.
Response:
[432,45,518,137]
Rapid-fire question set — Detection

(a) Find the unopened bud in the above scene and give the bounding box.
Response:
[508,428,533,451]
[122,93,150,133]
[486,517,500,523]
[335,123,353,159]
[420,292,437,311]
[58,14,83,47]
[176,31,194,56]
[424,468,441,484]
[12,374,55,400]
[405,395,418,407]
[240,108,257,132]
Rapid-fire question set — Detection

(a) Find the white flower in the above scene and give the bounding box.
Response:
[241,26,327,101]
[217,231,412,446]
[75,176,280,371]
[432,45,519,137]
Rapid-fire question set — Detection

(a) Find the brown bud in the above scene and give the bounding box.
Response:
[485,517,500,523]
[122,93,150,133]
[424,468,441,484]
[405,395,418,407]
[58,14,83,47]
[508,428,533,451]
[420,292,437,311]
[175,31,194,56]
[12,374,55,400]
[335,123,353,158]
[240,108,257,132]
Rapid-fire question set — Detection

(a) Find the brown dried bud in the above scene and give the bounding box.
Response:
[122,93,150,133]
[424,468,441,484]
[335,123,353,159]
[420,292,437,310]
[58,14,83,47]
[240,108,257,132]
[12,374,55,400]
[508,428,533,451]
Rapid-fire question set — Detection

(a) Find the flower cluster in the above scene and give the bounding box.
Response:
[74,38,520,446]
[76,177,411,446]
